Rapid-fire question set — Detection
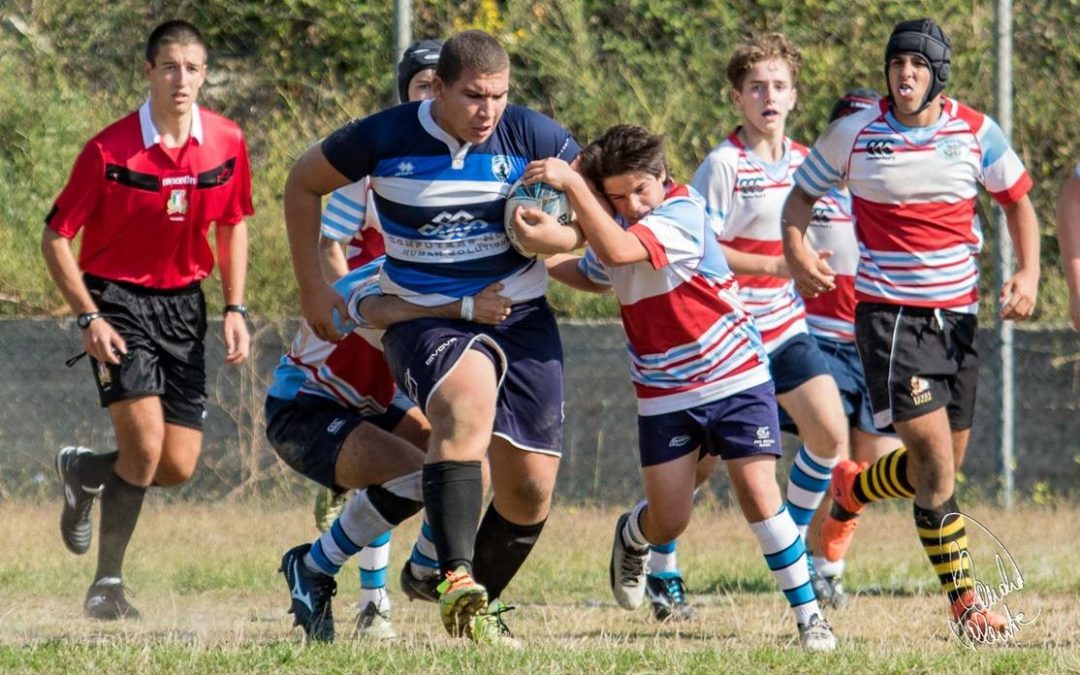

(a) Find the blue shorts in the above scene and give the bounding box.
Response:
[264,390,414,489]
[636,382,783,467]
[381,297,563,456]
[769,333,833,395]
[813,335,892,435]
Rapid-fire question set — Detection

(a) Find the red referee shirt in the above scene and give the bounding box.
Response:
[46,101,254,289]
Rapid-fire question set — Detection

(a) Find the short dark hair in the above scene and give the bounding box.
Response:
[726,33,801,91]
[577,125,667,187]
[436,30,509,87]
[145,20,207,65]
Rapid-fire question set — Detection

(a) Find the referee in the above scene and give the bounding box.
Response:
[41,20,254,620]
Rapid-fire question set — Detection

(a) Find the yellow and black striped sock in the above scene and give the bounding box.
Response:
[851,446,915,505]
[914,497,973,603]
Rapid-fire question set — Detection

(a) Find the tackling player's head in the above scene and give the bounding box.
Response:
[144,21,208,118]
[726,33,801,141]
[397,39,443,104]
[884,19,951,116]
[432,30,509,145]
[829,87,881,123]
[578,125,670,225]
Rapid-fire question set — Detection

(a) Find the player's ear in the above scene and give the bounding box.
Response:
[143,59,154,79]
[432,74,445,99]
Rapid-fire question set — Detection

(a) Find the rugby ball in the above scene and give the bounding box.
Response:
[503,179,573,258]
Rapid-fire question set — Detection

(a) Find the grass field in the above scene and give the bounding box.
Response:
[1,499,1078,673]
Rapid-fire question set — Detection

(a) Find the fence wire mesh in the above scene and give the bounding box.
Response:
[1,319,1077,504]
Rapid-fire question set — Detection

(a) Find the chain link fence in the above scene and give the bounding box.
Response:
[1,318,1077,504]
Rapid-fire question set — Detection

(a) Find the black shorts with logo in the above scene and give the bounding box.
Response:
[85,274,208,430]
[854,302,978,431]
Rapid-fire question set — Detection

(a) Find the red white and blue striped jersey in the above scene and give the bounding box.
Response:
[267,260,394,413]
[795,97,1032,313]
[577,184,771,416]
[803,188,859,342]
[319,178,387,269]
[691,130,811,353]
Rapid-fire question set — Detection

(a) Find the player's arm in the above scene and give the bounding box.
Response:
[545,254,610,294]
[216,219,250,364]
[284,144,353,342]
[721,245,790,278]
[319,236,349,283]
[358,282,512,328]
[41,228,126,365]
[999,194,1040,321]
[1056,171,1080,330]
[782,185,836,297]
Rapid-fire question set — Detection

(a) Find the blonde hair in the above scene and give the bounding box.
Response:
[726,33,802,91]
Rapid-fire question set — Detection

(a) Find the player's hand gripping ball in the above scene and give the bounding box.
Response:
[503,178,572,258]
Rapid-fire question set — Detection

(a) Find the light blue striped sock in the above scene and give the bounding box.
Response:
[749,504,821,626]
[359,531,391,611]
[786,445,836,542]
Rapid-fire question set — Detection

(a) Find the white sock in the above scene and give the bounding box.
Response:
[748,505,821,626]
[305,488,393,576]
[647,540,679,577]
[813,555,845,579]
[621,500,650,550]
[359,531,392,611]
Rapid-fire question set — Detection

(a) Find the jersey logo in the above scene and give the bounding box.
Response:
[910,376,933,406]
[418,211,485,238]
[668,435,692,448]
[196,158,236,188]
[936,137,967,161]
[491,155,512,183]
[737,176,765,197]
[864,139,895,159]
[166,189,189,218]
[809,205,832,228]
[395,161,415,177]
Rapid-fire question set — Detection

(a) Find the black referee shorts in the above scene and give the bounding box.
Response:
[854,302,978,431]
[84,274,208,430]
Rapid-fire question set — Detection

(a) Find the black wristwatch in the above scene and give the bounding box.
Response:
[223,304,248,317]
[77,312,102,329]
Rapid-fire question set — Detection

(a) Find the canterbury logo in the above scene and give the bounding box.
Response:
[737,176,765,195]
[810,206,831,226]
[864,139,894,158]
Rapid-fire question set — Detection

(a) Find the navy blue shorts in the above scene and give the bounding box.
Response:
[381,297,563,456]
[636,382,783,467]
[813,335,893,435]
[264,390,414,489]
[769,333,833,395]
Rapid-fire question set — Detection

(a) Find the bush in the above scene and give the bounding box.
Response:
[2,0,1077,321]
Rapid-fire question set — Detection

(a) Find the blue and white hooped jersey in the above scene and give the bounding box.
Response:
[321,101,579,305]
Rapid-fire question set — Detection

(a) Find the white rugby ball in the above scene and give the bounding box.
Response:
[503,179,573,258]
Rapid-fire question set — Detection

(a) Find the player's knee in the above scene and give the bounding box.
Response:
[152,457,197,486]
[498,476,554,520]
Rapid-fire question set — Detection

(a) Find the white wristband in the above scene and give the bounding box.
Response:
[460,295,475,321]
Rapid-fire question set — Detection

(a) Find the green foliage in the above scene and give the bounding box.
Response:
[2,0,1078,319]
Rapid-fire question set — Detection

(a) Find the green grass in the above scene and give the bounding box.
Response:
[1,501,1078,672]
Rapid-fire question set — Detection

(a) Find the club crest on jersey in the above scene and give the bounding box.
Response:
[166,189,188,217]
[936,137,967,161]
[491,155,512,183]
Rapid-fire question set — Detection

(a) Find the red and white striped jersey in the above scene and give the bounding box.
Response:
[803,188,859,342]
[691,130,810,353]
[795,97,1032,313]
[577,184,771,416]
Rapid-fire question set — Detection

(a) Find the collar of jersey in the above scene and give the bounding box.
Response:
[418,99,472,167]
[883,99,950,147]
[138,99,204,149]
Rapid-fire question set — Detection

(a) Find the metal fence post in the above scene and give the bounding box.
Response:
[995,0,1015,510]
[393,0,412,61]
